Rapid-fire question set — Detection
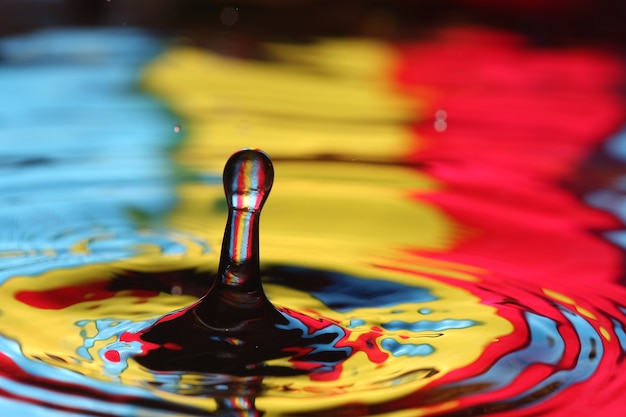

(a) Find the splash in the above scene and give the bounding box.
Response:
[132,149,354,377]
[1,26,626,417]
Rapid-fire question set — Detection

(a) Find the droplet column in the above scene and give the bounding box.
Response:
[193,149,282,329]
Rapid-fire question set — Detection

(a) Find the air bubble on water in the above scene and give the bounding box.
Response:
[434,109,448,132]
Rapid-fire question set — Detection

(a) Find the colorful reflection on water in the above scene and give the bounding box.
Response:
[0,25,626,416]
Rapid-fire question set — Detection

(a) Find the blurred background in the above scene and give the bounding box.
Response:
[1,2,626,300]
[2,0,626,45]
[2,0,626,312]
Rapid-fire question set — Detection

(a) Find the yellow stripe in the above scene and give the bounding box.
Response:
[141,40,421,171]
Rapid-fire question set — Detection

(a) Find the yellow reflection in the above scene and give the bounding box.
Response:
[168,161,459,269]
[0,265,194,381]
[543,288,599,321]
[142,39,421,172]
[258,265,513,414]
[263,39,400,79]
[176,114,416,171]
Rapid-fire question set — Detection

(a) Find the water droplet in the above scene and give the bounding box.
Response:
[173,124,181,133]
[194,148,278,326]
[134,149,351,375]
[223,148,273,214]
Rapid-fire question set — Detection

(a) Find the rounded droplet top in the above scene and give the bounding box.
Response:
[223,149,274,212]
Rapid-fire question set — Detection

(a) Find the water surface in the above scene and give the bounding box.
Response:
[1,26,626,416]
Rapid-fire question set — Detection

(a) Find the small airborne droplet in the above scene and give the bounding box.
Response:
[220,7,240,26]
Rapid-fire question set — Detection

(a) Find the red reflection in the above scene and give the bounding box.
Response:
[395,26,626,291]
[16,280,158,310]
[391,25,626,416]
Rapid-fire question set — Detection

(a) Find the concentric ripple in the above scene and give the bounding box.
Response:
[1,258,626,416]
[1,25,626,417]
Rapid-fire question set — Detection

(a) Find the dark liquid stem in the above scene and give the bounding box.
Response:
[193,148,285,329]
[134,149,350,378]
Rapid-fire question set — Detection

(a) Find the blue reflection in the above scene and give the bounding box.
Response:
[0,28,212,284]
[444,308,602,407]
[270,266,438,312]
[588,124,626,250]
[381,339,434,357]
[382,319,477,332]
[0,27,213,414]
